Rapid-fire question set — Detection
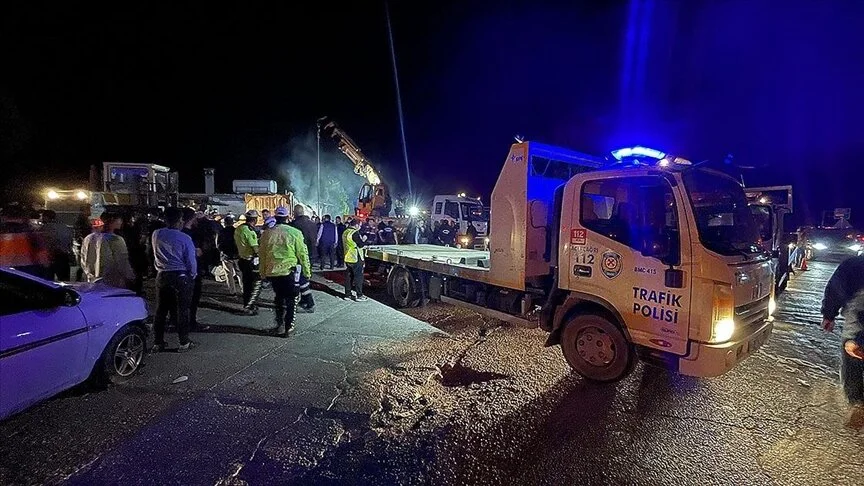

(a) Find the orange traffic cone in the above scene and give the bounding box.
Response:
[800,256,808,271]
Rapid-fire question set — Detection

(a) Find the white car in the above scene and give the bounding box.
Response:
[0,267,149,420]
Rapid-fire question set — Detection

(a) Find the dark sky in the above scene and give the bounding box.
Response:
[2,1,863,225]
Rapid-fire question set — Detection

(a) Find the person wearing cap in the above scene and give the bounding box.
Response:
[290,205,318,312]
[342,218,369,301]
[259,206,311,336]
[234,209,262,314]
[80,212,135,288]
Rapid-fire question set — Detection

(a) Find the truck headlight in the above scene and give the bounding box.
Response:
[710,284,735,343]
[459,236,470,246]
[712,318,735,343]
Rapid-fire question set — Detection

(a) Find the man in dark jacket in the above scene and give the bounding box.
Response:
[182,208,216,331]
[433,219,456,246]
[335,216,346,267]
[316,214,338,270]
[290,205,317,312]
[821,255,864,428]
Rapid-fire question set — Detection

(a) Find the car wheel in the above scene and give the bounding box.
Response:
[560,313,634,383]
[99,325,146,385]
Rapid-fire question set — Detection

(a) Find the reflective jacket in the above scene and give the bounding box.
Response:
[234,223,259,260]
[343,227,363,264]
[259,223,310,278]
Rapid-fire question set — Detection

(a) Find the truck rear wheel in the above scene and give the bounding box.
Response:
[387,266,421,308]
[560,314,634,383]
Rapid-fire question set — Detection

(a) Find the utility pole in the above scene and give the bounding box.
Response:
[385,0,412,196]
[316,118,322,217]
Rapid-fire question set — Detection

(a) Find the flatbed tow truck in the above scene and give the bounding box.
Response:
[366,142,775,382]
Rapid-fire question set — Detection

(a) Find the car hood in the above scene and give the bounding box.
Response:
[64,282,138,299]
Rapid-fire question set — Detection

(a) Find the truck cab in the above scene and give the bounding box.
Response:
[431,195,488,248]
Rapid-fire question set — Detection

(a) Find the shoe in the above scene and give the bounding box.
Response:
[297,306,315,313]
[178,341,197,352]
[343,296,354,302]
[845,404,864,429]
[355,296,369,302]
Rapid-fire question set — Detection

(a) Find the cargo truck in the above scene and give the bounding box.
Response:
[365,141,775,382]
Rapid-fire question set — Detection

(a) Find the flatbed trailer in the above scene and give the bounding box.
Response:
[365,141,776,382]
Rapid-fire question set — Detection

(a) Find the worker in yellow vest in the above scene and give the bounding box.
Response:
[342,218,368,302]
[259,207,310,336]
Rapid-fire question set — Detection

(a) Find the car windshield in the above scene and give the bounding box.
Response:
[461,203,484,220]
[683,169,762,256]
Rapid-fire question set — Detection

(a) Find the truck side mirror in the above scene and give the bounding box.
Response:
[665,268,684,288]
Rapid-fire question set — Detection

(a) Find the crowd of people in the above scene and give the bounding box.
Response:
[0,202,376,350]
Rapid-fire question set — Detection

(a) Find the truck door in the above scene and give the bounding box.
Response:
[567,175,692,356]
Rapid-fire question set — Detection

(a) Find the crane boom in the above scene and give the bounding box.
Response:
[321,120,381,185]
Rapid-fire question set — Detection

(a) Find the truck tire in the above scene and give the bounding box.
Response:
[560,314,634,383]
[387,266,420,308]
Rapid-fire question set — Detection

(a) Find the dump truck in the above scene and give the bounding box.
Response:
[365,142,775,382]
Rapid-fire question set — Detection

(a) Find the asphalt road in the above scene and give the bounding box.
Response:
[1,261,862,485]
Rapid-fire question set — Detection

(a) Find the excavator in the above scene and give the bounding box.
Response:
[319,117,392,218]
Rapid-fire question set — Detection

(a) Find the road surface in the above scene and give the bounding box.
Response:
[0,261,861,485]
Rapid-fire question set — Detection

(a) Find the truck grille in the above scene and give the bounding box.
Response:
[734,295,770,337]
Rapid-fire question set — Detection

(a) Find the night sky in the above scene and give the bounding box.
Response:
[2,1,863,226]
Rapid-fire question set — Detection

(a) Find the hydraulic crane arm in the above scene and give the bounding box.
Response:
[320,119,381,185]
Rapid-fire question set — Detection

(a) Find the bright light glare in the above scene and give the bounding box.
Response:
[76,191,88,200]
[787,243,795,250]
[768,296,777,316]
[611,146,666,161]
[849,244,862,252]
[407,206,420,217]
[46,190,60,200]
[812,242,828,250]
[458,192,466,198]
[658,158,671,167]
[759,197,768,204]
[712,317,735,343]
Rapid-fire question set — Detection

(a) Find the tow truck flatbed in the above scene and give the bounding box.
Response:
[365,244,492,283]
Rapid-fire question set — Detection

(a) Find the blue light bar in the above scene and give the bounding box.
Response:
[611,146,666,161]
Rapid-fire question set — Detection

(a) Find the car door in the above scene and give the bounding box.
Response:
[0,272,88,418]
[568,175,692,356]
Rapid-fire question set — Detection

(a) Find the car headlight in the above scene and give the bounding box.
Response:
[768,295,776,316]
[812,242,827,250]
[710,284,735,343]
[849,244,862,252]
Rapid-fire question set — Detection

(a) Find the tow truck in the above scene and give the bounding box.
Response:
[365,143,775,382]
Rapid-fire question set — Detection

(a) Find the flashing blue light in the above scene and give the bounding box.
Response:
[611,146,666,161]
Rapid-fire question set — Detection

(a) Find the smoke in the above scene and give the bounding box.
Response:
[274,130,370,217]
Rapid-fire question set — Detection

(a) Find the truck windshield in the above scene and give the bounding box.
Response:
[683,170,762,256]
[461,203,484,220]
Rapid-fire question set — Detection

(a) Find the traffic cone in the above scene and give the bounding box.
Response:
[800,256,808,271]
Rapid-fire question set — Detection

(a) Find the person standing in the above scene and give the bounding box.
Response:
[433,219,456,246]
[217,215,241,296]
[80,212,136,288]
[151,207,198,352]
[259,207,311,337]
[342,218,368,302]
[821,255,864,429]
[378,220,398,245]
[335,216,346,268]
[316,214,338,270]
[234,210,262,314]
[290,205,318,312]
[39,210,73,281]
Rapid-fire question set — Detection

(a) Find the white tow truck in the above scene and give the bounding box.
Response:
[365,142,775,382]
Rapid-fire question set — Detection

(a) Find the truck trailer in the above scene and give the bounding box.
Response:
[365,141,775,382]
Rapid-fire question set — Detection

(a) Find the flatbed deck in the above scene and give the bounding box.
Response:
[364,244,492,282]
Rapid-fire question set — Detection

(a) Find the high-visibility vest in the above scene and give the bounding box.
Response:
[343,227,361,264]
[0,231,43,267]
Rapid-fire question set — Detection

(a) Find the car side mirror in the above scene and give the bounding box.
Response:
[57,288,81,307]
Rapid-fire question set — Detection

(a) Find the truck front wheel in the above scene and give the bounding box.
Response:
[560,314,634,383]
